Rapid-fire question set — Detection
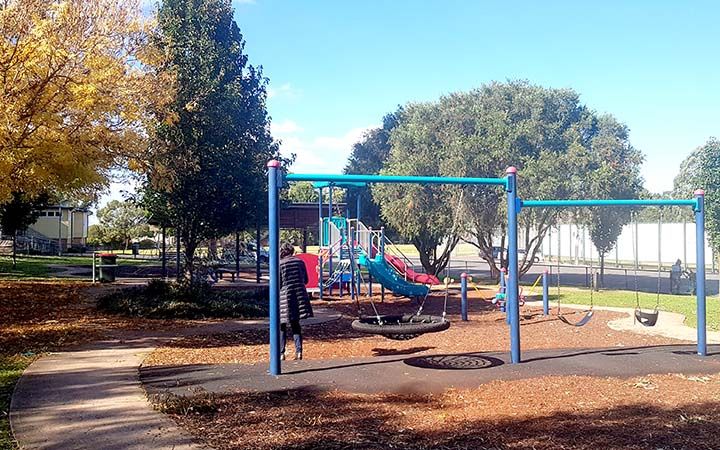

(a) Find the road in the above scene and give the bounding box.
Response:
[408,256,720,296]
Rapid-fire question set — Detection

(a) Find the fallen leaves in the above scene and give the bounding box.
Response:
[154,374,720,450]
[0,281,197,356]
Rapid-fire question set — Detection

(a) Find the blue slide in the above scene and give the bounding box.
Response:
[358,253,430,298]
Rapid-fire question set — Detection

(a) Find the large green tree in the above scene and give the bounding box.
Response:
[373,81,644,277]
[0,192,49,267]
[283,182,346,205]
[90,200,152,250]
[142,0,279,277]
[345,110,402,229]
[674,138,720,258]
[579,115,644,285]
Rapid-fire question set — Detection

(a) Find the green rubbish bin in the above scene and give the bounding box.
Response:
[99,253,118,282]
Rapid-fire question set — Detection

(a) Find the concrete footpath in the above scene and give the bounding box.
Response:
[525,300,720,344]
[9,310,340,450]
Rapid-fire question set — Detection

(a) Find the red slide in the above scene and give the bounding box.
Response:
[295,253,319,289]
[383,253,441,285]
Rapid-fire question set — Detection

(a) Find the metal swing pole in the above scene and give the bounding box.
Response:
[328,185,334,295]
[695,190,707,356]
[318,187,324,300]
[506,167,521,364]
[267,160,282,375]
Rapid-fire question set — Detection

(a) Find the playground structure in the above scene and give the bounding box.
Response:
[267,160,708,376]
[298,180,441,302]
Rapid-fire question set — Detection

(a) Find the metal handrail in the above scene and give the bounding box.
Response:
[351,220,424,282]
[381,234,417,274]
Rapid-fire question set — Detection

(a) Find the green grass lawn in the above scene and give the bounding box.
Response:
[0,356,32,450]
[0,256,94,278]
[0,255,156,279]
[546,287,720,331]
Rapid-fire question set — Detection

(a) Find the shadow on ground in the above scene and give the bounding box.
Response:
[155,384,720,450]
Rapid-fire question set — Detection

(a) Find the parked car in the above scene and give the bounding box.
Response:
[246,242,269,263]
[483,247,540,263]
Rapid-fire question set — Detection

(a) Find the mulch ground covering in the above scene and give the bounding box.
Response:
[0,281,201,356]
[144,289,720,449]
[144,289,680,366]
[161,374,720,450]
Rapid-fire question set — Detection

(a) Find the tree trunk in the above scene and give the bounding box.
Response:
[12,232,17,269]
[161,226,167,278]
[468,233,500,282]
[256,224,261,284]
[176,228,181,283]
[183,240,198,281]
[235,231,240,276]
[600,252,605,289]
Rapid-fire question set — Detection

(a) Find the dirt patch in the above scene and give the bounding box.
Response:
[156,372,720,449]
[144,289,683,367]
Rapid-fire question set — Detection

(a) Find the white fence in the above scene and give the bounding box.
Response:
[541,222,714,269]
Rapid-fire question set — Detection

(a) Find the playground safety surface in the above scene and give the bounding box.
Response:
[141,344,720,395]
[140,294,720,449]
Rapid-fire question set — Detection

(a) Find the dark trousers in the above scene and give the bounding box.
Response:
[280,320,302,355]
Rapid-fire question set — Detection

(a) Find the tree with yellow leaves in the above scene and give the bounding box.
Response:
[0,0,166,204]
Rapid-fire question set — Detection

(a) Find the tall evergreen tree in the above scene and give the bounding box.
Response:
[142,0,279,277]
[0,192,49,268]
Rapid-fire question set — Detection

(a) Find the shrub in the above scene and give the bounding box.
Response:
[97,279,268,319]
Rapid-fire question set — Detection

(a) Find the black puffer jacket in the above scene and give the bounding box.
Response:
[279,256,313,323]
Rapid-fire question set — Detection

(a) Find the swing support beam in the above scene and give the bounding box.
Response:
[268,163,519,375]
[520,194,708,356]
[268,161,708,377]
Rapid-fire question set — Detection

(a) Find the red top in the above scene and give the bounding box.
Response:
[267,160,281,168]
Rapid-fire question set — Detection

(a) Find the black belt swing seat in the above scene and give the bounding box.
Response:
[631,210,661,328]
[555,257,595,327]
[634,308,659,327]
[558,309,595,327]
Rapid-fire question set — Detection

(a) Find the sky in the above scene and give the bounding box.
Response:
[97,0,720,217]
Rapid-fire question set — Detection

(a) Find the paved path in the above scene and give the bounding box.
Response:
[10,310,341,450]
[525,300,720,344]
[418,256,720,295]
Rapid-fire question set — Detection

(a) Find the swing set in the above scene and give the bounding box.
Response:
[267,161,708,375]
[552,208,695,329]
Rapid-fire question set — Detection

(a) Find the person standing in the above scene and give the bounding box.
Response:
[279,242,313,360]
[670,259,682,294]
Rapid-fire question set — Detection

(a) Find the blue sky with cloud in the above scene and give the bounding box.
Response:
[99,0,720,218]
[242,0,719,191]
